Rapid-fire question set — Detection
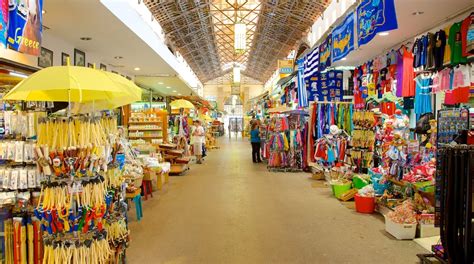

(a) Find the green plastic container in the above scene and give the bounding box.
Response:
[332,182,352,199]
[353,175,371,189]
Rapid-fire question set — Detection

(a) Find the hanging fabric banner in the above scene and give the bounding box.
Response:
[7,0,43,56]
[303,47,319,79]
[306,75,319,102]
[0,0,7,47]
[357,0,398,46]
[297,58,308,108]
[319,34,332,72]
[332,12,355,62]
[318,70,343,101]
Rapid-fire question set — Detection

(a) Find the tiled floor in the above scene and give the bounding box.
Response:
[127,137,427,263]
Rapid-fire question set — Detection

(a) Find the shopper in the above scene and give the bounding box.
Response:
[192,120,205,164]
[250,123,262,163]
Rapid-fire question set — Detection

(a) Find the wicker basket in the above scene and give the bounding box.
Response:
[312,171,325,180]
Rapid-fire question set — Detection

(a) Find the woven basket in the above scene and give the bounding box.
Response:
[312,171,325,180]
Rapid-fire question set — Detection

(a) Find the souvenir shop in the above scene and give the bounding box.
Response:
[260,1,474,262]
[0,31,181,263]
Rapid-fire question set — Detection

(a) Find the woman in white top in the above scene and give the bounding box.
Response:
[192,120,205,164]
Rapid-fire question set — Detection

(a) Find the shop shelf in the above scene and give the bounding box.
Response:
[128,121,163,124]
[128,135,163,139]
[128,128,163,131]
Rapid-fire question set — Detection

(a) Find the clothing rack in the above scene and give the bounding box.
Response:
[436,145,473,263]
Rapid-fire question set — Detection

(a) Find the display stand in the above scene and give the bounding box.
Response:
[128,109,168,150]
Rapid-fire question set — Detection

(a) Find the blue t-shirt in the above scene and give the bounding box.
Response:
[250,129,260,143]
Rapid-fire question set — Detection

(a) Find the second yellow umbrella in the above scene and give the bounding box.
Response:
[170,99,194,109]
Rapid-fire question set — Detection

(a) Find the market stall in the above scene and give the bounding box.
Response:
[0,64,143,263]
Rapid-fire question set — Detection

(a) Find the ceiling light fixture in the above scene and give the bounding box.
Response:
[234,23,247,52]
[114,56,123,59]
[378,32,389,36]
[172,90,177,93]
[166,86,171,89]
[233,66,241,83]
[42,10,46,14]
[177,93,182,96]
[134,67,140,71]
[158,82,164,85]
[341,57,347,61]
[9,72,28,78]
[412,11,424,16]
[80,37,92,41]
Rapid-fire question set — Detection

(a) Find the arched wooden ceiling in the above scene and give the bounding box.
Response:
[144,0,330,83]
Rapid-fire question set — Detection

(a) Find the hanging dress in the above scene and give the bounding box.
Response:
[402,47,416,97]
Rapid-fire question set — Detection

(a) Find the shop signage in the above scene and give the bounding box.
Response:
[319,34,332,72]
[357,0,398,46]
[332,12,355,62]
[278,59,294,77]
[6,0,43,56]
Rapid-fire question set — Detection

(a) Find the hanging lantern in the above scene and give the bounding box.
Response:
[233,66,241,84]
[234,23,246,52]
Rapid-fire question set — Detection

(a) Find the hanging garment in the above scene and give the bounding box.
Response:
[402,47,416,97]
[381,101,396,115]
[426,32,436,69]
[396,50,404,97]
[446,64,471,104]
[461,13,474,56]
[449,22,467,65]
[414,76,433,115]
[433,29,447,69]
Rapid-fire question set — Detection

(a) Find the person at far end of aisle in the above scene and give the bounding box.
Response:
[192,119,205,164]
[250,123,262,163]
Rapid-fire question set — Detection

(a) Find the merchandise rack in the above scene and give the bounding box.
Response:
[128,110,168,147]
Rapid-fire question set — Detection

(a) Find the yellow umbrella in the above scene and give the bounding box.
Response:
[199,114,212,122]
[3,66,141,103]
[170,99,194,109]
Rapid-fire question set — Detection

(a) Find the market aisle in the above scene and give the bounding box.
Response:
[127,138,426,263]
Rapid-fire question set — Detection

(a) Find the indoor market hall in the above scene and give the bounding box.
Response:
[0,0,473,263]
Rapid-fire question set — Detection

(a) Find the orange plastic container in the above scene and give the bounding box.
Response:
[354,194,375,213]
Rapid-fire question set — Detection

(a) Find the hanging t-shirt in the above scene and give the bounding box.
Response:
[449,22,467,65]
[439,68,452,92]
[433,29,446,69]
[413,38,422,68]
[452,64,471,89]
[387,50,397,66]
[461,13,474,57]
[420,35,428,67]
[426,32,435,69]
[443,25,452,65]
